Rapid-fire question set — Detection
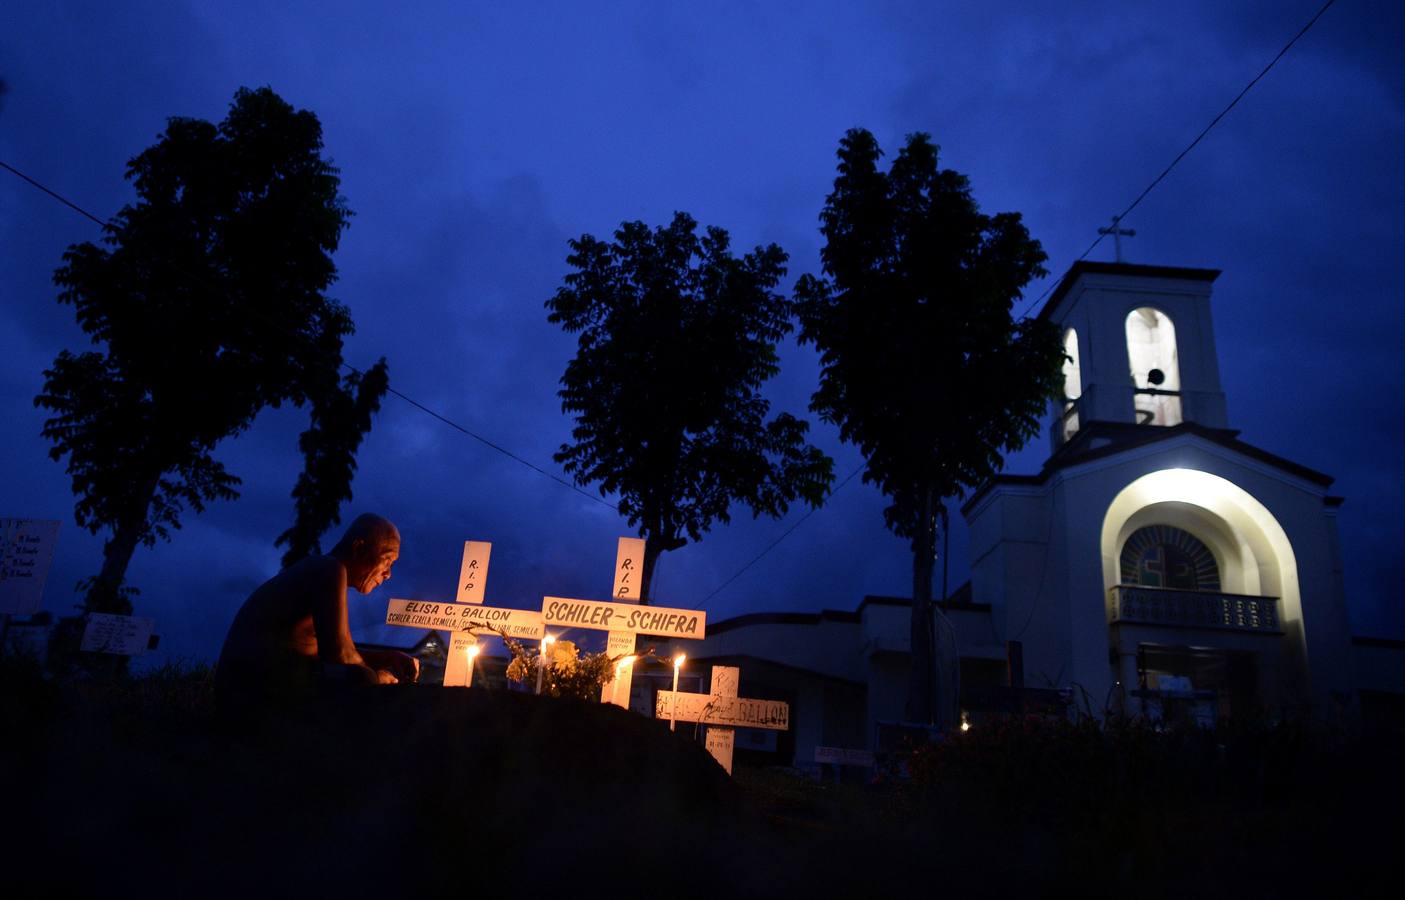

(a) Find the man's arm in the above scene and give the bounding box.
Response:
[360,648,420,683]
[308,558,395,682]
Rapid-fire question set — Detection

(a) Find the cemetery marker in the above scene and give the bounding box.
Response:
[385,540,544,686]
[656,666,790,775]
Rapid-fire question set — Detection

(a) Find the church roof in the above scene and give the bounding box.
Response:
[963,420,1337,515]
[705,586,986,637]
[1038,260,1221,322]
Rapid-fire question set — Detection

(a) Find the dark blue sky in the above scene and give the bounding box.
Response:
[3,1,1402,665]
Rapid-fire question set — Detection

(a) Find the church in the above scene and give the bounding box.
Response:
[641,260,1405,768]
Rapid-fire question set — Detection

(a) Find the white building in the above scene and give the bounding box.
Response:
[654,260,1405,769]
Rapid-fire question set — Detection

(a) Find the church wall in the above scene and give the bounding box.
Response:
[1056,470,1121,704]
[966,488,1063,682]
[681,617,865,683]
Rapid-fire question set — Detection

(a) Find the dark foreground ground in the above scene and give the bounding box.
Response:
[2,661,1401,898]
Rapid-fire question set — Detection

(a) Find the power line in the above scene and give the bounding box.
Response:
[1015,0,1338,321]
[348,364,616,511]
[698,462,865,607]
[0,161,109,228]
[0,158,617,513]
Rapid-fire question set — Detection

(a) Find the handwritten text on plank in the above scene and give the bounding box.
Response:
[386,599,544,639]
[654,691,790,730]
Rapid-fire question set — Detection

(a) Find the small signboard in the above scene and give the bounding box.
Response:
[542,596,705,639]
[815,746,875,768]
[1,518,61,616]
[80,613,155,656]
[654,691,790,730]
[386,599,544,640]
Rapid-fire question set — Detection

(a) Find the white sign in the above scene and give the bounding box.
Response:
[386,599,544,640]
[705,727,735,773]
[1,518,60,615]
[80,613,154,656]
[455,541,491,604]
[542,596,705,639]
[815,747,875,768]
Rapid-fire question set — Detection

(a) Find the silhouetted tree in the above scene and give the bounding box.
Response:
[548,212,833,600]
[795,129,1064,726]
[276,361,390,567]
[36,87,385,615]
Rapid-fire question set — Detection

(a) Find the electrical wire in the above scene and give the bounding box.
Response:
[697,462,865,607]
[1014,0,1338,321]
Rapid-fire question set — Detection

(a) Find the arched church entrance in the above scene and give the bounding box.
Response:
[1100,469,1302,722]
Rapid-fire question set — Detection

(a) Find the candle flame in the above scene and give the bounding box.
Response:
[673,654,686,669]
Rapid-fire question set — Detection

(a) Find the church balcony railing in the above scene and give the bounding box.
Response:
[1132,387,1183,426]
[1108,585,1281,634]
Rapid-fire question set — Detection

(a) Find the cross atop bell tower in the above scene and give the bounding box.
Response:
[1097,215,1137,263]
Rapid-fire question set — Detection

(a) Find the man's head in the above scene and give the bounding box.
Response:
[331,514,401,594]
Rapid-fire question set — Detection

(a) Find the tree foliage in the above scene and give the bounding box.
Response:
[275,361,390,568]
[547,212,833,599]
[35,86,385,613]
[795,129,1065,723]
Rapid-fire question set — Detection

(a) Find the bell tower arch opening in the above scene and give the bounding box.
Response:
[1061,328,1082,442]
[1125,307,1182,426]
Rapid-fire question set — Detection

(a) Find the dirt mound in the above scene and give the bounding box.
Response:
[8,684,741,894]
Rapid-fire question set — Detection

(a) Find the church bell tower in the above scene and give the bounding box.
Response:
[1040,261,1230,451]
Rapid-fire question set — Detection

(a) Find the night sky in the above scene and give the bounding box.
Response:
[3,1,1402,666]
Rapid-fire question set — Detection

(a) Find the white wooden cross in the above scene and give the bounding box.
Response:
[384,540,544,686]
[655,665,790,775]
[540,538,707,710]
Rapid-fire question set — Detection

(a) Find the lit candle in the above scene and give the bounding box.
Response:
[466,642,481,689]
[535,634,554,695]
[671,654,686,731]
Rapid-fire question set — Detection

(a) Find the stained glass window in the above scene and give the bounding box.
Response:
[1120,524,1220,591]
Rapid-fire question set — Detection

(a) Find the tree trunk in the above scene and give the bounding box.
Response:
[87,472,160,616]
[640,540,669,605]
[906,485,936,725]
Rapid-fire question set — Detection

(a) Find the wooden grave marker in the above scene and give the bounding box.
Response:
[539,537,706,710]
[384,540,543,686]
[655,665,790,775]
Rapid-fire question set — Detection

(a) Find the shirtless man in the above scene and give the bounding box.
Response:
[216,513,419,715]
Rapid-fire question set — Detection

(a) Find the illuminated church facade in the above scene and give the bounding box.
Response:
[962,260,1354,722]
[653,260,1404,768]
